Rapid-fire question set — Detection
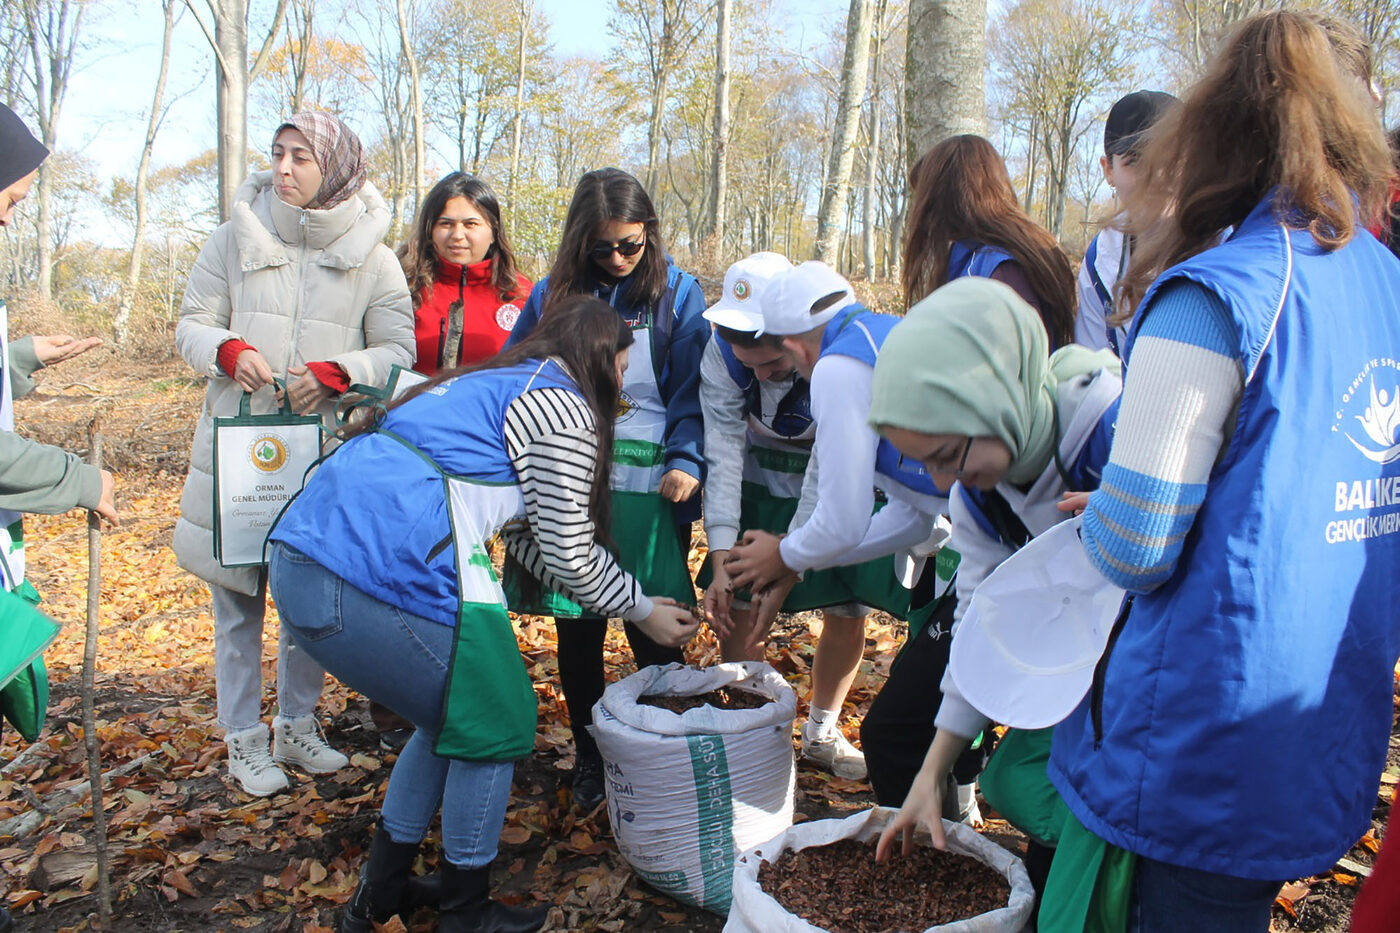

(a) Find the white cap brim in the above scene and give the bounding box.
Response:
[702,303,766,333]
[948,517,1125,730]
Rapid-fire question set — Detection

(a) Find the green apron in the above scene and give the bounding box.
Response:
[506,314,694,616]
[980,726,1135,932]
[380,428,538,761]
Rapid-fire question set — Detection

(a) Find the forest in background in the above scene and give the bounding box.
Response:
[1,0,1399,357]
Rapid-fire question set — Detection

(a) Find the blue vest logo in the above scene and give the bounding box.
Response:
[1333,359,1400,465]
[616,389,639,422]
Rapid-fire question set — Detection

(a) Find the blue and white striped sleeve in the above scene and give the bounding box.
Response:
[1080,280,1244,592]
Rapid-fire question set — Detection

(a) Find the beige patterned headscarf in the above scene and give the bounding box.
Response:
[275,112,367,210]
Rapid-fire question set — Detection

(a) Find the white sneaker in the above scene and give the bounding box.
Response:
[273,714,349,774]
[800,725,868,780]
[226,724,290,797]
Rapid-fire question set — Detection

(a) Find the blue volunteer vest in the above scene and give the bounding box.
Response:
[948,241,1015,281]
[818,306,943,499]
[716,336,814,442]
[271,359,582,625]
[1048,195,1400,881]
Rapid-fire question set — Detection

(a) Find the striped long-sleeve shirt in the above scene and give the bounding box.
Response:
[1081,280,1244,591]
[500,385,654,622]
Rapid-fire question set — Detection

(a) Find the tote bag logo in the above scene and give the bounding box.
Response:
[249,434,290,474]
[1334,360,1400,465]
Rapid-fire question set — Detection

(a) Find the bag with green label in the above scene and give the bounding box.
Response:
[212,387,321,567]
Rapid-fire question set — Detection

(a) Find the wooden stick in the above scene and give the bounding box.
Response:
[82,416,112,927]
[0,753,152,839]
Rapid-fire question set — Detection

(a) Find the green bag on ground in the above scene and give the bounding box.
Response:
[0,581,58,742]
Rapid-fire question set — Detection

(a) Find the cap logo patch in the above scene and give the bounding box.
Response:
[732,279,751,300]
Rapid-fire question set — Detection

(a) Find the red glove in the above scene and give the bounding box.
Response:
[306,361,350,393]
[217,339,257,378]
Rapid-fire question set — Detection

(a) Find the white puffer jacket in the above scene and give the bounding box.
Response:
[173,171,415,594]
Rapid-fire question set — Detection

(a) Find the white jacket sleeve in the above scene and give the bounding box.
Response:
[934,485,1016,739]
[175,227,241,378]
[834,497,935,567]
[699,336,749,553]
[778,355,878,572]
[327,245,416,387]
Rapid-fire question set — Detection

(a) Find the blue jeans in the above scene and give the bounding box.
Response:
[1130,856,1282,932]
[268,543,514,869]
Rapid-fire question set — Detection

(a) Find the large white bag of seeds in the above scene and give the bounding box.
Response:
[725,807,1035,933]
[590,661,797,915]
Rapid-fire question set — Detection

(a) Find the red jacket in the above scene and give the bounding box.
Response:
[1350,789,1398,932]
[413,257,530,374]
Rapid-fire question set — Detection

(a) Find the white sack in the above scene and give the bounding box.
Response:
[725,806,1035,933]
[590,661,797,914]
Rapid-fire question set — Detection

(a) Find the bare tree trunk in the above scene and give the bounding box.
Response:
[185,0,288,222]
[645,75,668,196]
[114,0,177,348]
[815,0,875,264]
[287,0,314,113]
[21,0,85,300]
[862,0,886,281]
[905,0,985,171]
[707,0,730,252]
[395,0,424,214]
[507,0,533,235]
[1023,113,1039,212]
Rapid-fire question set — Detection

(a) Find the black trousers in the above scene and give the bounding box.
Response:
[861,590,989,807]
[555,521,690,760]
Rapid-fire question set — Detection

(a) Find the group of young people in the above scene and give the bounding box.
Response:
[0,7,1397,933]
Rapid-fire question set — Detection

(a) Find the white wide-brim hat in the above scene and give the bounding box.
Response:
[949,516,1125,730]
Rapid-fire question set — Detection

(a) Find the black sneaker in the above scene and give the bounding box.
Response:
[378,727,414,753]
[571,755,606,812]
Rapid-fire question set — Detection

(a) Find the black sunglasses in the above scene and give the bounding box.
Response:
[588,239,645,260]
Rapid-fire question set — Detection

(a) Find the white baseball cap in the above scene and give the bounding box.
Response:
[760,261,856,336]
[702,252,793,333]
[948,516,1125,730]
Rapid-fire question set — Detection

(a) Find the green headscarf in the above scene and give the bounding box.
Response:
[869,277,1118,486]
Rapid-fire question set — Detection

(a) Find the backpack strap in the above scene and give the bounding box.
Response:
[959,485,1034,553]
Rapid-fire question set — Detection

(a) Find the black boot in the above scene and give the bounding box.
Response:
[0,904,12,933]
[339,825,424,933]
[437,862,549,933]
[571,750,606,812]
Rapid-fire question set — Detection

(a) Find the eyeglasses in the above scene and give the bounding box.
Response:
[927,436,974,477]
[588,239,645,260]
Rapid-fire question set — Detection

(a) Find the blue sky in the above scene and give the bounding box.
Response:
[60,0,849,185]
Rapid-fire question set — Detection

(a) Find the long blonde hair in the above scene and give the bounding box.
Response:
[1114,11,1393,321]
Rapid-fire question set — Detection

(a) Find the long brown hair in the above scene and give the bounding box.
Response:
[542,167,670,314]
[902,134,1076,347]
[344,295,633,546]
[1115,11,1393,319]
[397,172,524,308]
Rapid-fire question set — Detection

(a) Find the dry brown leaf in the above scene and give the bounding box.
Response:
[500,825,532,846]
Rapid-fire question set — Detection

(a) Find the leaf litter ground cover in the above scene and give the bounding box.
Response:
[0,352,1392,932]
[758,838,1010,931]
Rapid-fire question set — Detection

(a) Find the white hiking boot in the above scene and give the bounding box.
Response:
[800,724,868,780]
[225,723,290,797]
[273,714,349,774]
